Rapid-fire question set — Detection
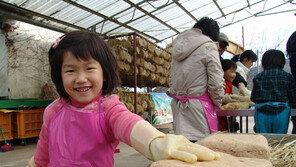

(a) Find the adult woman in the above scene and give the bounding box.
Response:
[287,31,296,134]
[167,17,224,141]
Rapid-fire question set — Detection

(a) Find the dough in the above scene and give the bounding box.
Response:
[150,152,272,167]
[199,134,270,160]
[221,102,250,110]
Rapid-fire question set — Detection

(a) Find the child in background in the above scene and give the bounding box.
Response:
[219,60,237,131]
[231,50,258,96]
[27,31,219,167]
[251,49,296,134]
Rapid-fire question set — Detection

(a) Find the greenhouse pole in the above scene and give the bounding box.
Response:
[133,33,137,114]
[242,26,244,50]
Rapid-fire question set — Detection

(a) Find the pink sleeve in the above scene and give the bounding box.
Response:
[101,95,144,146]
[34,98,67,166]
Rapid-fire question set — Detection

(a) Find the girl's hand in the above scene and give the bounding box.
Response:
[238,83,251,96]
[27,156,36,167]
[150,134,220,163]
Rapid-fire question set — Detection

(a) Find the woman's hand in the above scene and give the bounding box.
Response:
[238,83,251,96]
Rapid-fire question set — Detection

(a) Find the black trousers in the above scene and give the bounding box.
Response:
[292,116,296,134]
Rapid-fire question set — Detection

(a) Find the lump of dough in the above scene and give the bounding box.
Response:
[150,152,272,167]
[199,134,270,160]
[221,102,250,110]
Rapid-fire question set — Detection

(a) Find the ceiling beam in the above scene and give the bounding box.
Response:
[62,0,159,42]
[215,0,265,20]
[0,1,86,32]
[172,0,198,22]
[212,0,226,17]
[157,0,269,42]
[0,8,69,33]
[102,0,174,41]
[221,1,288,27]
[87,0,147,30]
[123,0,179,33]
[246,0,251,8]
[255,9,296,17]
[172,0,266,34]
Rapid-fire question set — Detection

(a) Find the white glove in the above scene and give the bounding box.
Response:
[27,156,36,167]
[150,134,220,163]
[130,120,220,163]
[130,120,166,160]
[238,83,251,97]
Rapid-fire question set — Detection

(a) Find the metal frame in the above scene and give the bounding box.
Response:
[62,0,159,41]
[107,32,171,114]
[217,109,296,133]
[0,0,292,44]
[158,0,268,42]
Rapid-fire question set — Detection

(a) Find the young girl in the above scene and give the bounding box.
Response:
[219,59,237,131]
[28,31,219,167]
[231,50,257,96]
[251,49,296,133]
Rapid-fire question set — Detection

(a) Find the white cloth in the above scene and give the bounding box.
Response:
[236,62,250,81]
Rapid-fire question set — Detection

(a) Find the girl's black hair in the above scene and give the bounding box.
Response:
[231,50,257,63]
[287,31,296,78]
[193,17,219,42]
[48,31,121,100]
[221,59,237,71]
[261,49,285,69]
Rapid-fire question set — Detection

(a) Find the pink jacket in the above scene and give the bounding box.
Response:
[34,94,143,166]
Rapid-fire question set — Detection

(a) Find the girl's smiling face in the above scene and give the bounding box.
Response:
[224,67,236,83]
[61,51,104,103]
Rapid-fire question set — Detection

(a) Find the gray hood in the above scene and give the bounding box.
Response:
[172,28,213,62]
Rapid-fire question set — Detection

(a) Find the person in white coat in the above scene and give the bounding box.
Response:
[167,17,224,142]
[231,50,258,96]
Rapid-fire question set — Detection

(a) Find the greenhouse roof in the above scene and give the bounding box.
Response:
[0,0,295,44]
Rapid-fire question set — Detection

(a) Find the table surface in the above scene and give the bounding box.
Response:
[216,108,296,116]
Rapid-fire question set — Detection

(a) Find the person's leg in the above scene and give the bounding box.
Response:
[273,109,290,134]
[218,116,228,132]
[233,116,239,132]
[291,116,296,134]
[253,125,256,133]
[255,111,271,133]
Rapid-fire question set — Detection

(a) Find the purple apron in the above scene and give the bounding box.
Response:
[172,91,218,133]
[48,102,118,167]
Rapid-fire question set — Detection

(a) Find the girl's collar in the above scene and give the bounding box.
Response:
[69,90,102,108]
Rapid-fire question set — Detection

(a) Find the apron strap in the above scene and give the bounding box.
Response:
[172,94,199,103]
[172,92,218,133]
